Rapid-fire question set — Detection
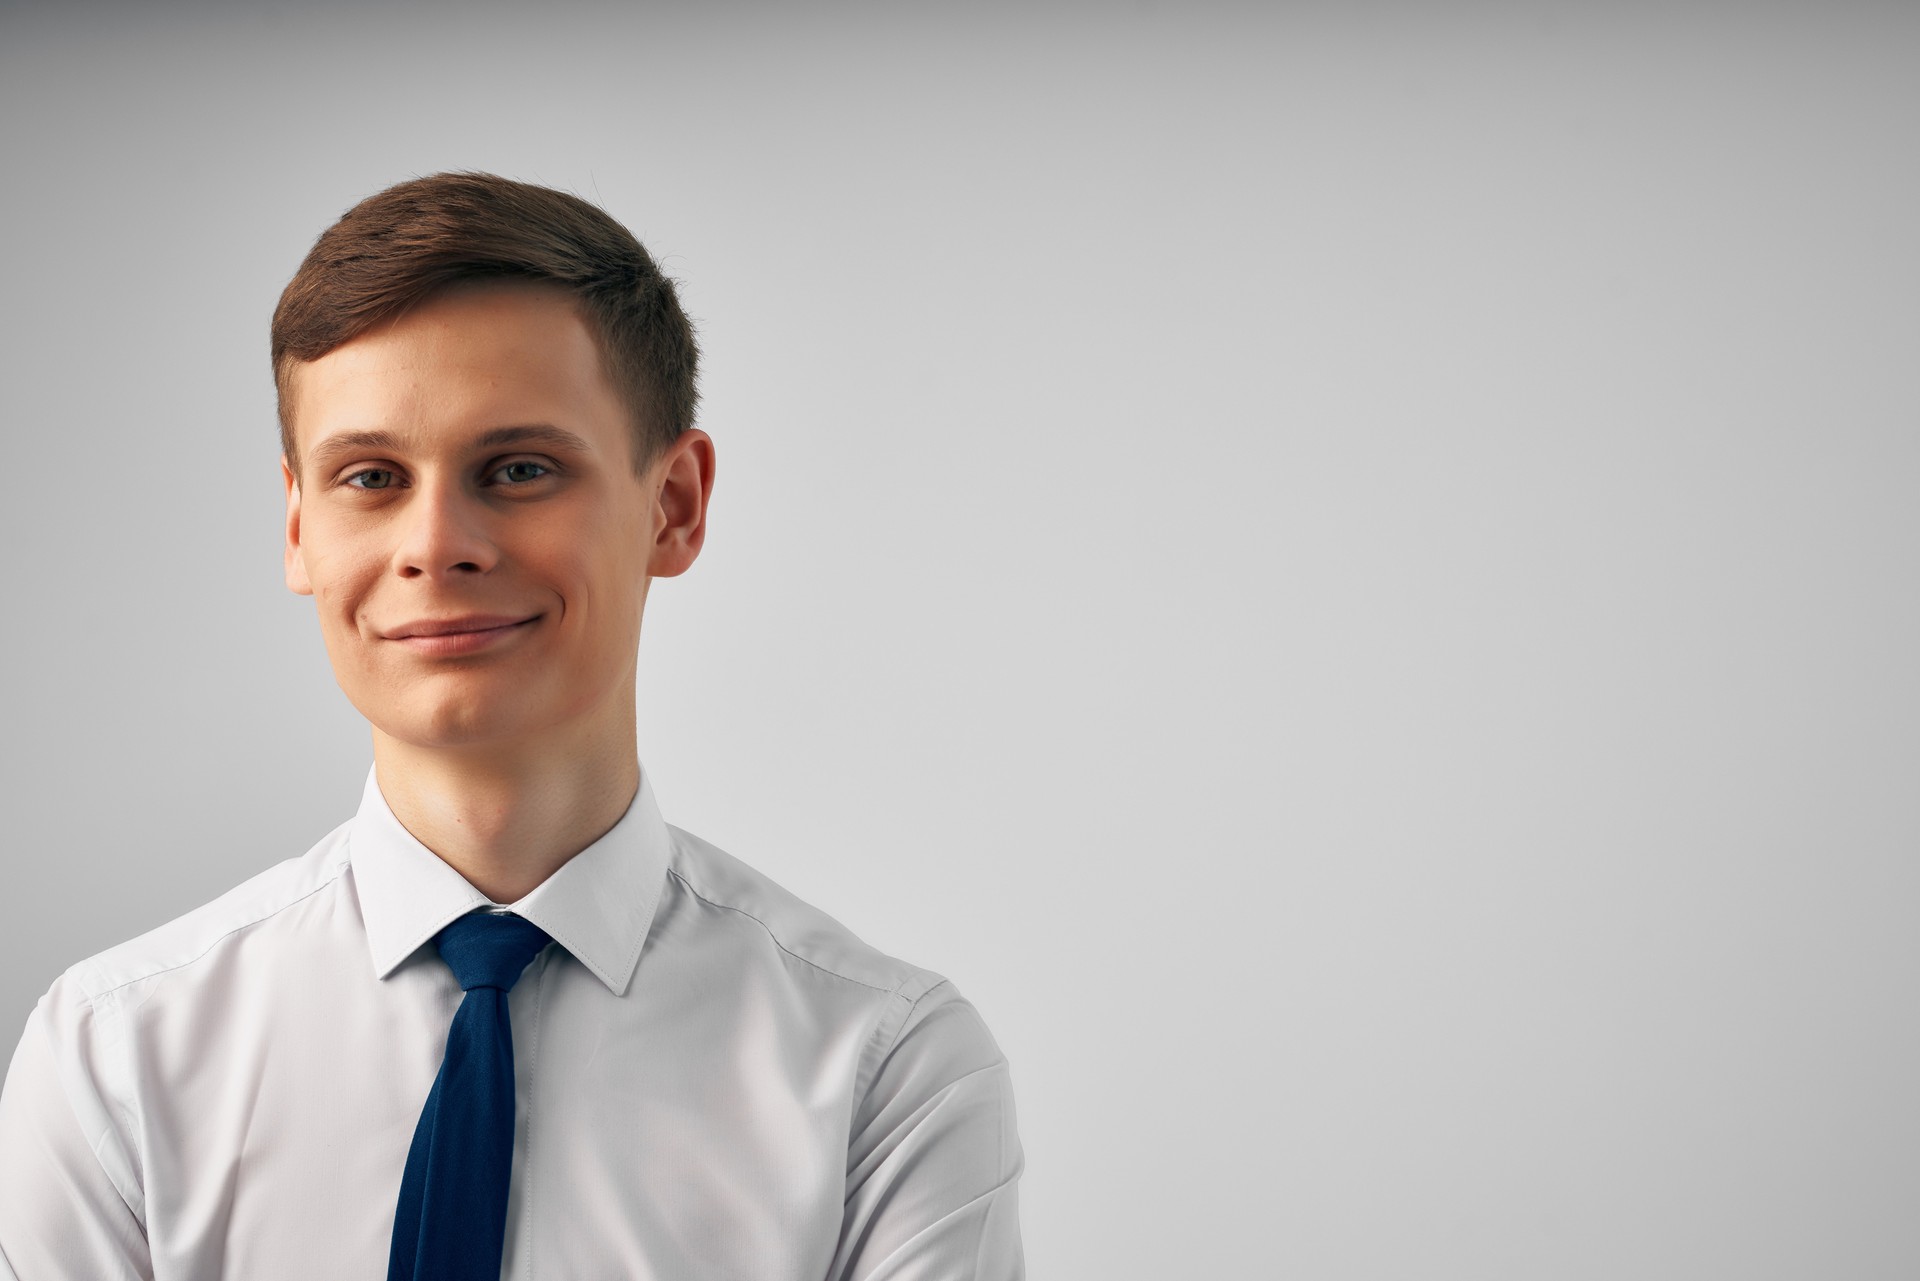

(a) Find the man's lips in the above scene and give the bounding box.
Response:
[386,615,543,655]
[387,614,540,639]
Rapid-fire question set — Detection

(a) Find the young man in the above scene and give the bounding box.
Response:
[0,173,1025,1279]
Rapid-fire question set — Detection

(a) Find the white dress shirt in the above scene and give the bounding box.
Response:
[0,762,1024,1279]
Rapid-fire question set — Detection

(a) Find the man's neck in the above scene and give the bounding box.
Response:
[368,711,642,904]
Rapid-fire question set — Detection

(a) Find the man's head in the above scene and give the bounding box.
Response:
[275,174,714,757]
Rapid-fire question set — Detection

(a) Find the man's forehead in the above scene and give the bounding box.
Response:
[283,286,623,473]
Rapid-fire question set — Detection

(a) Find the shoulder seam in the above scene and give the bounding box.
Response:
[881,975,956,1061]
[852,973,954,1109]
[79,856,352,1002]
[664,865,895,994]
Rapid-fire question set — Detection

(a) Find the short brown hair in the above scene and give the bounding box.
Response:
[272,171,698,479]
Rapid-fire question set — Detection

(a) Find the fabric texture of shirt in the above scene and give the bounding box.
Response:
[0,762,1024,1279]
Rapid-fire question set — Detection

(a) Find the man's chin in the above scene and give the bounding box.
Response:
[363,701,540,753]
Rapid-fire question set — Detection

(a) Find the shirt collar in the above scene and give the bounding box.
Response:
[347,760,672,996]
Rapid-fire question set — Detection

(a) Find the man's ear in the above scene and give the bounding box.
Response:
[647,428,716,579]
[283,455,314,597]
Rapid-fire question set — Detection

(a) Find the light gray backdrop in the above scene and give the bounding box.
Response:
[3,2,1917,1276]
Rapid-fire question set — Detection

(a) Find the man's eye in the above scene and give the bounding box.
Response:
[344,469,396,490]
[495,459,556,483]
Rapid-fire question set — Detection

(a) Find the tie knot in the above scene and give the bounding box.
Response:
[433,912,553,992]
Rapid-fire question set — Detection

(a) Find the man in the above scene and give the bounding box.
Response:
[0,173,1025,1279]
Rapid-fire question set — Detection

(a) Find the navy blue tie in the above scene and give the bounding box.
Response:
[388,910,553,1281]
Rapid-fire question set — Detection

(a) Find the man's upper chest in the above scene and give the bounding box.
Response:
[123,889,876,1278]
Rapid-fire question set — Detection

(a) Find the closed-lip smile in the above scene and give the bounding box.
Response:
[385,614,543,658]
[388,614,540,639]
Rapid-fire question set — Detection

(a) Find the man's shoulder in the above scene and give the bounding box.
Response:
[662,822,946,1003]
[62,818,357,1006]
[658,828,1017,1128]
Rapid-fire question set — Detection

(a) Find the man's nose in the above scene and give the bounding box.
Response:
[391,478,501,579]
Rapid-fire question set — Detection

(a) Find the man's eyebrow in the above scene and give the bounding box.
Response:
[305,424,597,473]
[471,424,597,454]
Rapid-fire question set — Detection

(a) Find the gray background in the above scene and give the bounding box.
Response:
[4,1,1918,1276]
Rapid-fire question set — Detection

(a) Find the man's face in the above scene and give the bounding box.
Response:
[282,281,665,753]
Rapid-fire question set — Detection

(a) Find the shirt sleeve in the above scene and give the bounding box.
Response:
[0,981,153,1280]
[830,976,1025,1281]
